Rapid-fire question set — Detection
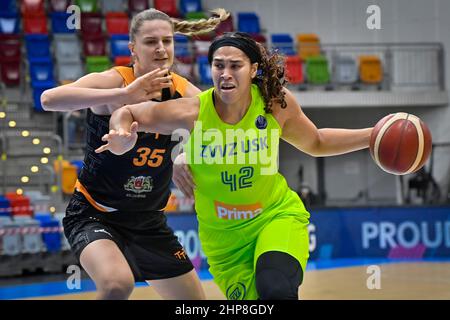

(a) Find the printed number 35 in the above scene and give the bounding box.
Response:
[133,147,165,167]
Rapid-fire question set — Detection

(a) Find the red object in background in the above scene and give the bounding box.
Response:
[114,56,131,66]
[105,12,129,35]
[5,193,33,216]
[80,13,103,37]
[21,0,45,16]
[49,0,72,12]
[154,0,181,18]
[128,0,150,12]
[0,56,21,86]
[0,34,21,59]
[216,15,234,35]
[285,55,303,84]
[82,34,107,56]
[23,14,48,34]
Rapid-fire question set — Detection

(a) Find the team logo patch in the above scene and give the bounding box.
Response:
[255,115,267,129]
[226,282,246,300]
[124,176,153,193]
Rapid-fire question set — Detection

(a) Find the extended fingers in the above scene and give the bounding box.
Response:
[151,76,173,90]
[101,134,108,142]
[144,68,170,80]
[95,143,109,153]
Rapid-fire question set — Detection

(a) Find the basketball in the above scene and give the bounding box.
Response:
[370,112,432,175]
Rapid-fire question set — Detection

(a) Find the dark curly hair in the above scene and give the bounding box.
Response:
[208,32,287,113]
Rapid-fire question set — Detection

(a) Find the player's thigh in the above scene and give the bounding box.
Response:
[80,239,134,287]
[255,215,309,272]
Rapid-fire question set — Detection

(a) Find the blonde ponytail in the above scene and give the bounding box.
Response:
[172,8,230,36]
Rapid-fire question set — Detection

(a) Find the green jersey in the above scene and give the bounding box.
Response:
[185,84,310,299]
[186,84,309,230]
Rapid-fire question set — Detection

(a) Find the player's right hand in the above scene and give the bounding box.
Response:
[95,122,139,155]
[124,68,172,104]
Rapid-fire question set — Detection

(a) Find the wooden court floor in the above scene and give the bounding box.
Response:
[33,262,450,300]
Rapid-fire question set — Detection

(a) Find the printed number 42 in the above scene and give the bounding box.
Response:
[221,167,254,192]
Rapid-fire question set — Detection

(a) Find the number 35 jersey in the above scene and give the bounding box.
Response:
[185,84,309,231]
[77,66,188,213]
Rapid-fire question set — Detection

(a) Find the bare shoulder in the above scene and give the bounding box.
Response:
[271,87,303,127]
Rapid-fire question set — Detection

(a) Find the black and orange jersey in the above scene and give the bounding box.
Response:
[76,66,189,212]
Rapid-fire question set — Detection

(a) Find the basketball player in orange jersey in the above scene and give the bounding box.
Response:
[40,8,229,300]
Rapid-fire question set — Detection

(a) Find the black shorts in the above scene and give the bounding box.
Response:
[63,191,194,282]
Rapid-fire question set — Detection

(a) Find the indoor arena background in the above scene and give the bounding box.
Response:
[0,0,449,300]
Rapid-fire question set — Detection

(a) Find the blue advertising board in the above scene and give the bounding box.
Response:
[166,206,450,270]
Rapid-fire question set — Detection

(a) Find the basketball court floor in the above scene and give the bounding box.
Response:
[1,259,449,300]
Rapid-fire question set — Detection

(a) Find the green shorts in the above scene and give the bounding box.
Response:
[200,212,310,300]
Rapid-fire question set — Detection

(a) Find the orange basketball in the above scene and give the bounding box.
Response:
[369,112,432,175]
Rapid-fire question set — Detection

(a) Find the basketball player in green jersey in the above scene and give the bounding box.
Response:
[96,32,373,300]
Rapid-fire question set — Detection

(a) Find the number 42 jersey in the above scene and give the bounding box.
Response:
[185,84,310,231]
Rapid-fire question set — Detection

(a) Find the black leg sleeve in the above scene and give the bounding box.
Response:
[255,251,303,300]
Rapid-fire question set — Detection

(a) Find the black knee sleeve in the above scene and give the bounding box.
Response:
[255,251,303,300]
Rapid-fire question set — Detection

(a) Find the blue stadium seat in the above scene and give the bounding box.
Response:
[174,34,190,58]
[0,196,11,217]
[34,213,61,252]
[237,12,261,34]
[25,34,50,59]
[50,12,76,33]
[197,55,213,85]
[70,160,84,175]
[29,57,55,84]
[32,80,56,112]
[271,33,296,56]
[0,0,17,14]
[0,12,20,34]
[180,0,203,16]
[40,219,62,253]
[110,34,130,58]
[34,213,52,223]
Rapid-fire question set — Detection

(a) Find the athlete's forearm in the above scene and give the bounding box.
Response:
[41,87,128,112]
[110,106,135,131]
[314,128,373,156]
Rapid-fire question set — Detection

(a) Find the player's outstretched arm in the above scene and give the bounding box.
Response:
[280,88,373,157]
[95,97,199,155]
[41,68,172,112]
